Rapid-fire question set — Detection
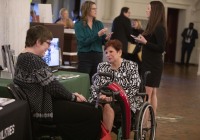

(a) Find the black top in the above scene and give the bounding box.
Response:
[111,15,133,53]
[132,28,144,44]
[14,52,76,121]
[142,25,166,87]
[181,28,198,47]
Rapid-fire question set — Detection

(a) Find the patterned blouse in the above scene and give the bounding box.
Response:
[14,52,76,122]
[89,59,143,113]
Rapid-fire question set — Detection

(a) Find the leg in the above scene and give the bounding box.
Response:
[181,44,187,64]
[53,101,102,140]
[103,104,115,132]
[151,88,157,116]
[145,86,157,115]
[186,45,194,65]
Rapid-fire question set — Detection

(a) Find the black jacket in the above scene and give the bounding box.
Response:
[181,28,198,47]
[111,15,133,53]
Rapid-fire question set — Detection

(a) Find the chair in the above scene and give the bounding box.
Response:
[7,83,60,140]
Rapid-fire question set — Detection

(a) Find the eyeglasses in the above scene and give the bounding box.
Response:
[45,41,51,46]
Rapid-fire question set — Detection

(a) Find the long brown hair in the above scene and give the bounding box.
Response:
[143,1,167,36]
[80,1,96,26]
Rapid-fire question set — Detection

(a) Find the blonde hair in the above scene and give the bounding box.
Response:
[133,19,143,30]
[59,8,68,18]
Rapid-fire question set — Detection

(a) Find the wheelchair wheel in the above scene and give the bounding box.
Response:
[135,102,156,140]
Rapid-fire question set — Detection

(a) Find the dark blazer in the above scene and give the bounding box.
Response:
[111,15,133,53]
[181,28,198,47]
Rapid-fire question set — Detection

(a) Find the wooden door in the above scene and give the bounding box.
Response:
[165,8,179,63]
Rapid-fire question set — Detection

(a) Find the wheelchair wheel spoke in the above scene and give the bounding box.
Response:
[135,102,156,140]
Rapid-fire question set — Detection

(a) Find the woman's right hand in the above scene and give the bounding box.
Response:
[73,93,87,102]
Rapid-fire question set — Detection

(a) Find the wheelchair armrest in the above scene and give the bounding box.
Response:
[136,92,147,97]
[100,90,119,97]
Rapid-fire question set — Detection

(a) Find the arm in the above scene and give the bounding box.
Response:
[194,29,198,39]
[181,29,187,38]
[126,19,135,43]
[90,64,103,99]
[74,21,104,47]
[90,63,111,100]
[125,62,141,96]
[45,80,76,101]
[133,26,166,53]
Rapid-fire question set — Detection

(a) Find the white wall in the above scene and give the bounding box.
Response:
[0,0,30,67]
[96,0,200,64]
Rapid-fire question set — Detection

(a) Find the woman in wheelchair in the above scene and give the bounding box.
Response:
[89,39,143,133]
[13,25,102,140]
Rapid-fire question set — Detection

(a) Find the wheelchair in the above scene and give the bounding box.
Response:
[92,71,156,140]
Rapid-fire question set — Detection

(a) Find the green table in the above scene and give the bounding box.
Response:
[0,71,91,99]
[0,78,13,98]
[54,71,91,99]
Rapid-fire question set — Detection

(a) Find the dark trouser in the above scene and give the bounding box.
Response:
[53,100,102,140]
[78,52,103,83]
[181,43,194,65]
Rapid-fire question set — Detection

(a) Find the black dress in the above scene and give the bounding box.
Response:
[142,25,166,87]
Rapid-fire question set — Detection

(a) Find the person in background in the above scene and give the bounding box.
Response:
[14,25,102,140]
[74,1,112,82]
[71,10,80,23]
[111,7,133,60]
[181,22,198,66]
[132,19,144,37]
[56,8,74,29]
[133,1,167,117]
[131,19,144,74]
[89,39,142,133]
[30,10,39,22]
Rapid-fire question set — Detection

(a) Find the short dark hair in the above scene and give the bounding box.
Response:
[25,25,53,47]
[120,7,129,16]
[104,39,122,51]
[189,22,194,26]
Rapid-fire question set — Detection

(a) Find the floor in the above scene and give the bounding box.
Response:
[156,64,200,140]
[111,63,200,140]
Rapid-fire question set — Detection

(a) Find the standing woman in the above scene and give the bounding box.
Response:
[133,1,167,116]
[74,1,111,82]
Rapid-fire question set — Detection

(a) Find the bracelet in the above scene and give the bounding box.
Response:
[71,94,77,102]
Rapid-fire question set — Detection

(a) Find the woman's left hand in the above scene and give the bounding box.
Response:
[133,34,147,45]
[74,93,87,102]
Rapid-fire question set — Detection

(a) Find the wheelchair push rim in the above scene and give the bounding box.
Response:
[135,102,156,140]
